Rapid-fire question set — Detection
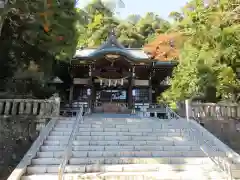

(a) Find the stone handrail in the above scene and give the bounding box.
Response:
[0,98,60,117]
[7,117,59,180]
[166,104,240,179]
[182,100,240,120]
[187,119,240,179]
[58,107,83,180]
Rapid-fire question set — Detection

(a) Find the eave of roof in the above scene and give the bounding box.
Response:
[73,48,150,60]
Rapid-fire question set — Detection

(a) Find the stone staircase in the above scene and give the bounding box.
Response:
[8,114,240,180]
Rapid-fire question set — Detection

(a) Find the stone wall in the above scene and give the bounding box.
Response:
[0,116,48,180]
[201,119,240,154]
[176,101,240,154]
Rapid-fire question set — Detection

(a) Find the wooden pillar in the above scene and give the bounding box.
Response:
[90,78,95,112]
[87,65,93,113]
[69,85,74,104]
[128,66,135,109]
[128,77,133,109]
[149,76,152,104]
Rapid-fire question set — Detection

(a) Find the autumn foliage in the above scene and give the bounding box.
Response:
[144,33,182,61]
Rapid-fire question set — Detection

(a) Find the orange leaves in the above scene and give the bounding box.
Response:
[143,33,182,61]
[39,0,54,33]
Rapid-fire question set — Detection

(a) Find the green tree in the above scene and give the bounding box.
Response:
[0,0,80,93]
[163,0,240,103]
[77,0,171,48]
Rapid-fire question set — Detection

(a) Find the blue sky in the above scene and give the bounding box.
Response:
[77,0,189,20]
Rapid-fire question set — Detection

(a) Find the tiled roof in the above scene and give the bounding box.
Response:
[73,48,149,60]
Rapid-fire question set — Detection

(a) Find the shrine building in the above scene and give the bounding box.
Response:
[69,31,178,112]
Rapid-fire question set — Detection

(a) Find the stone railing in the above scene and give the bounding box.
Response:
[166,105,240,179]
[183,100,240,120]
[0,98,60,117]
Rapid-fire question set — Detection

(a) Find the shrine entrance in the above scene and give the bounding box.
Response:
[94,79,129,113]
[69,29,177,113]
[96,89,127,103]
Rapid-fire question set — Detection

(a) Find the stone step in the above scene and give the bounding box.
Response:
[82,120,186,124]
[55,124,75,128]
[37,152,64,158]
[57,121,75,124]
[75,150,206,158]
[32,158,62,165]
[75,131,188,136]
[37,150,205,158]
[73,145,200,151]
[52,128,72,132]
[68,157,212,165]
[40,146,65,151]
[77,127,188,133]
[32,157,217,165]
[76,124,189,129]
[40,145,200,152]
[50,131,71,136]
[75,135,189,141]
[26,163,219,174]
[43,140,198,146]
[47,136,70,141]
[21,171,228,180]
[80,122,188,127]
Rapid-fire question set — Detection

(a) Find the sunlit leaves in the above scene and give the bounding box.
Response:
[163,0,240,102]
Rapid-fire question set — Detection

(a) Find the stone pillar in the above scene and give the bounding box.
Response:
[33,102,39,115]
[0,101,3,114]
[39,102,45,116]
[4,101,11,115]
[11,101,18,115]
[185,99,192,121]
[25,102,32,115]
[19,101,25,115]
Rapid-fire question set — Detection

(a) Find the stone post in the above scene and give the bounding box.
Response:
[0,101,3,114]
[39,102,45,116]
[33,102,38,115]
[4,101,11,115]
[19,101,25,114]
[11,101,18,115]
[25,101,32,115]
[185,99,192,121]
[237,106,240,118]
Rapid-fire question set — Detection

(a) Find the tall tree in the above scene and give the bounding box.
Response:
[162,0,240,103]
[0,0,80,91]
